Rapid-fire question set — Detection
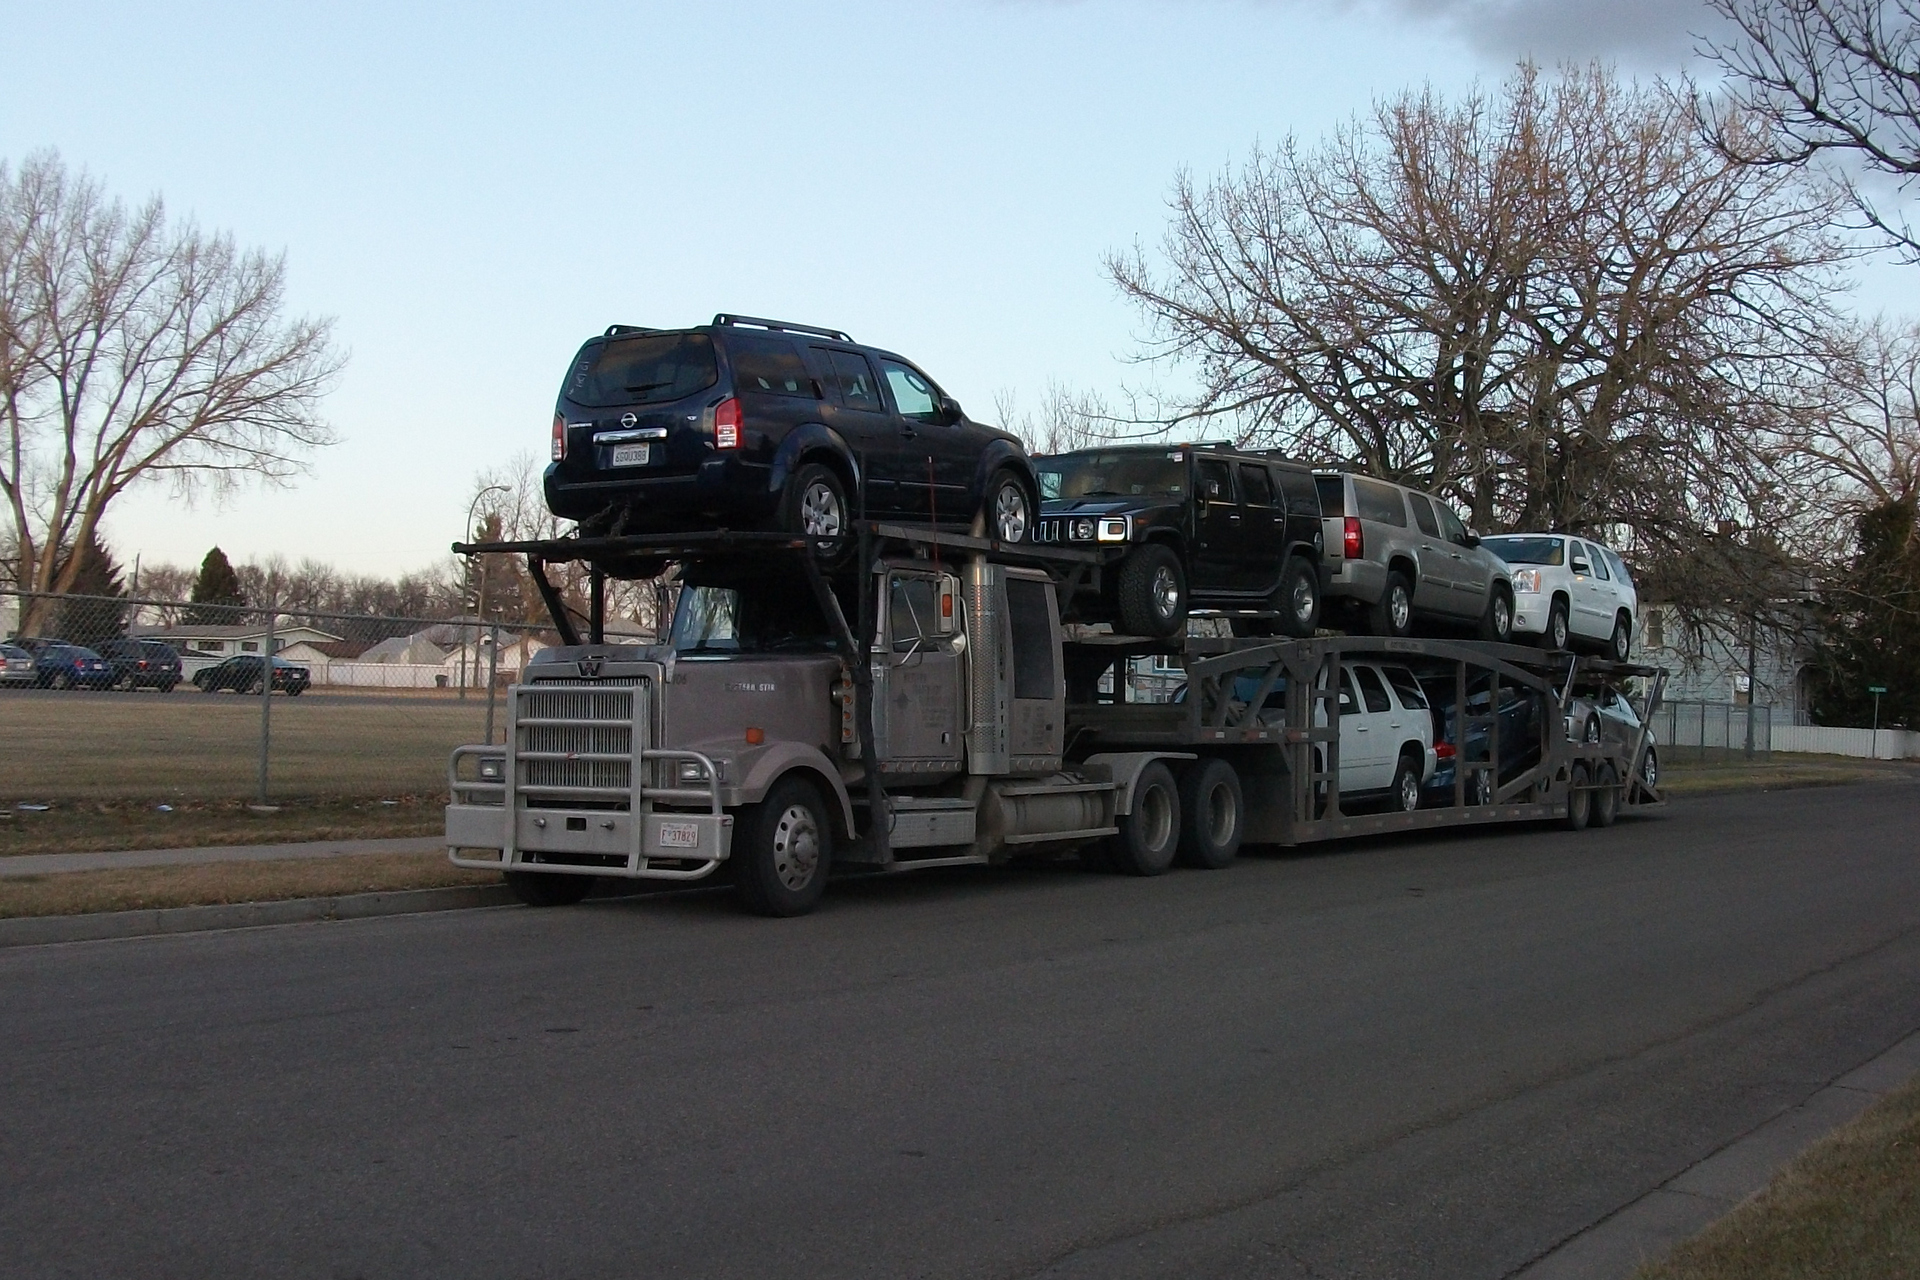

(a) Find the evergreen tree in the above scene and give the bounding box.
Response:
[186,547,248,625]
[1808,498,1920,728]
[53,529,129,644]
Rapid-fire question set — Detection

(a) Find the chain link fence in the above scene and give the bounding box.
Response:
[1650,698,1775,761]
[1,589,656,807]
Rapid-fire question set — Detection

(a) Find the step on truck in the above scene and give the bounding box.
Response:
[446,524,1665,916]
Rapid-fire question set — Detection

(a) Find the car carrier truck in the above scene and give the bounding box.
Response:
[445,525,1664,915]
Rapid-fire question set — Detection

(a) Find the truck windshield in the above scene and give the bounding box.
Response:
[567,332,719,408]
[1480,536,1564,566]
[1035,452,1186,500]
[670,582,834,654]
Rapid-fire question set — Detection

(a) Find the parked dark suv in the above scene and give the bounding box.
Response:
[544,315,1039,553]
[1033,444,1325,639]
[97,638,182,692]
[193,655,310,695]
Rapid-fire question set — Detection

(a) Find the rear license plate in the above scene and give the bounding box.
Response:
[610,443,651,467]
[657,821,700,849]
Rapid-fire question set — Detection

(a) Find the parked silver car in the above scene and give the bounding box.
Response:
[1313,472,1515,641]
[0,642,33,687]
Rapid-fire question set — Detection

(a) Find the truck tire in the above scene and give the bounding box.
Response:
[1591,762,1620,827]
[1564,762,1592,831]
[503,870,596,907]
[1110,761,1180,876]
[1116,545,1187,640]
[780,463,850,562]
[733,775,833,917]
[1277,555,1321,638]
[1367,570,1414,638]
[983,469,1034,544]
[1177,758,1243,870]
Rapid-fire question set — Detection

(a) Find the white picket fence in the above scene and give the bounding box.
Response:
[1769,724,1920,760]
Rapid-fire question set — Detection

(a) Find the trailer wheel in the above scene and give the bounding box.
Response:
[1564,763,1592,831]
[733,776,833,917]
[1591,762,1620,827]
[503,870,596,907]
[1177,758,1243,869]
[1116,545,1187,640]
[1111,761,1180,876]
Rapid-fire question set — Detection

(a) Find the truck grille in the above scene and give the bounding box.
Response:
[515,682,648,800]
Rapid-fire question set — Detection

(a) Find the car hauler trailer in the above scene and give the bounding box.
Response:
[445,524,1664,915]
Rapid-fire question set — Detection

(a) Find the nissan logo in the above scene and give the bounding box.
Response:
[620,412,638,428]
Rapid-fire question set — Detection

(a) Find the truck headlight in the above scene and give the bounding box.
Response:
[1512,568,1542,593]
[1097,517,1129,542]
[478,756,504,781]
[1070,518,1095,541]
[678,760,709,782]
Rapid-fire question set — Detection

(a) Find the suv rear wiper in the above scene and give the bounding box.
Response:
[623,380,671,394]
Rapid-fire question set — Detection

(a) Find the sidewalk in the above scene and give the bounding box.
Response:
[0,835,444,878]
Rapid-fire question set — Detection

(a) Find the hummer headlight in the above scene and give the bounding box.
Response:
[1512,568,1542,593]
[1098,517,1129,542]
[1070,518,1096,541]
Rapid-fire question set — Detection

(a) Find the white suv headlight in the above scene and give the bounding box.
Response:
[1512,568,1542,593]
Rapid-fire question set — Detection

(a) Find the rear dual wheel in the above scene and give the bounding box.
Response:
[1177,758,1243,870]
[1109,761,1181,876]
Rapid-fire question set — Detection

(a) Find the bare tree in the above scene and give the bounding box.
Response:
[1110,64,1854,575]
[0,152,343,633]
[992,383,1115,456]
[1702,0,1920,255]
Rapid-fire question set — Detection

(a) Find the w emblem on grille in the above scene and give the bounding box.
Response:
[581,656,604,679]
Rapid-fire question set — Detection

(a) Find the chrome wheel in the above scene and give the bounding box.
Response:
[1153,566,1181,621]
[1642,747,1659,792]
[1492,594,1512,640]
[800,481,843,538]
[769,803,822,892]
[1396,766,1421,813]
[1290,575,1316,625]
[993,480,1030,543]
[1389,585,1410,633]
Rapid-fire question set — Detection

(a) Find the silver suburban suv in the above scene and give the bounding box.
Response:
[1313,472,1515,641]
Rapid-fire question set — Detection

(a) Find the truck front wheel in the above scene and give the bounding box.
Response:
[503,870,596,907]
[1110,761,1181,876]
[734,776,833,917]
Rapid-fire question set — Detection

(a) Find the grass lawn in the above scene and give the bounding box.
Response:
[0,795,445,856]
[0,688,493,802]
[0,851,498,918]
[1634,1073,1920,1280]
[1661,752,1918,796]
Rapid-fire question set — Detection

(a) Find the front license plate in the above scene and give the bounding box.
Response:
[610,443,651,467]
[658,821,700,849]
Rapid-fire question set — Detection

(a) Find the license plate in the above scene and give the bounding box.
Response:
[610,443,651,467]
[657,821,700,849]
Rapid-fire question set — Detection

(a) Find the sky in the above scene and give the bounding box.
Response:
[2,0,1907,579]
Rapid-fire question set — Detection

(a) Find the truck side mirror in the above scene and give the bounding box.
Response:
[939,395,964,425]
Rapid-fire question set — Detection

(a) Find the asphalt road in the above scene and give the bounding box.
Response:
[4,782,1918,1279]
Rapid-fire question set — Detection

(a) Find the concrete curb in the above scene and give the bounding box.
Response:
[0,883,518,949]
[1512,1028,1920,1278]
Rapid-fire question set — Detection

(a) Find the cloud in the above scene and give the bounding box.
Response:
[1344,0,1730,67]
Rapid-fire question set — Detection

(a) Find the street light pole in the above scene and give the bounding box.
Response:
[461,485,511,700]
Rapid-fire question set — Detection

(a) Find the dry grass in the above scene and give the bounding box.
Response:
[1633,1074,1920,1280]
[0,851,497,918]
[0,688,492,801]
[0,796,444,856]
[1661,752,1917,796]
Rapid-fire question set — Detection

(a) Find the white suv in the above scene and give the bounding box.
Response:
[1315,661,1438,812]
[1478,534,1638,660]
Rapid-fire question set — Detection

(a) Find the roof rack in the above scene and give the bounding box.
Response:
[711,313,852,343]
[603,324,657,337]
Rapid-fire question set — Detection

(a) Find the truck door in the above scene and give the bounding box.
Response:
[1192,457,1243,593]
[1236,463,1287,593]
[875,571,964,770]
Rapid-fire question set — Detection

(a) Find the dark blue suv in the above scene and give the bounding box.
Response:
[544,315,1038,547]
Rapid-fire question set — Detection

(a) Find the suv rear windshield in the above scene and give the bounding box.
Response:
[567,332,719,408]
[1037,452,1187,500]
[1481,536,1564,566]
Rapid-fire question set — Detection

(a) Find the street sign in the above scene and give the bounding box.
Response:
[1868,685,1888,693]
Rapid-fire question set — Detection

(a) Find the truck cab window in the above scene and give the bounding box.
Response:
[888,575,939,652]
[1004,578,1056,700]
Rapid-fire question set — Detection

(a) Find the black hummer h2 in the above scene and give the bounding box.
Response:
[1033,444,1326,639]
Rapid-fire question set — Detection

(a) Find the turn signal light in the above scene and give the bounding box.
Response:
[745,727,764,745]
[1343,517,1363,560]
[713,397,743,450]
[551,411,566,461]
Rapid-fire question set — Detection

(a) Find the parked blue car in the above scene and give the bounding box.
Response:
[32,643,114,690]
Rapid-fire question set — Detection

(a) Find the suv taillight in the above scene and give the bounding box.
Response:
[713,396,742,450]
[551,412,566,461]
[1343,517,1363,560]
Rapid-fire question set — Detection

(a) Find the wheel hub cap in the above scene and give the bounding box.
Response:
[801,483,843,538]
[995,486,1029,542]
[1292,578,1315,622]
[1153,567,1180,619]
[770,804,821,890]
[1391,589,1409,630]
